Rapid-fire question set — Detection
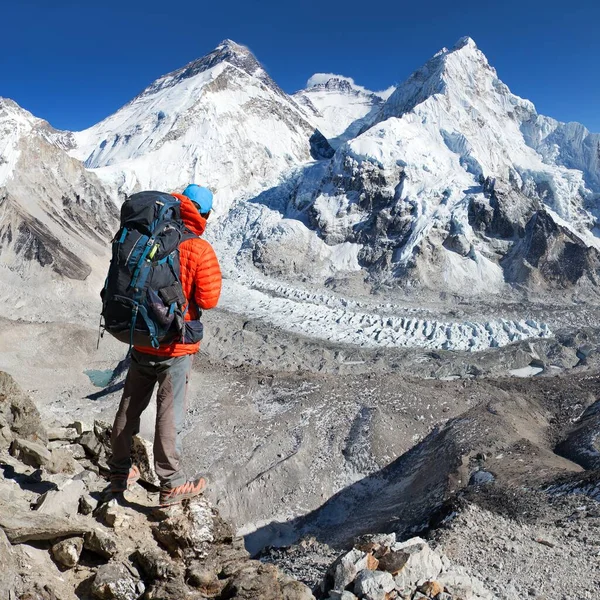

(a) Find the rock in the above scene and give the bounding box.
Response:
[0,528,17,597]
[186,564,220,590]
[0,500,88,543]
[51,536,84,568]
[221,562,282,600]
[47,427,79,442]
[437,566,494,600]
[376,550,409,575]
[11,438,51,468]
[353,570,395,600]
[71,420,93,435]
[468,470,495,486]
[80,493,99,516]
[131,435,160,487]
[145,579,201,599]
[36,479,86,517]
[97,499,132,529]
[328,592,358,600]
[46,447,84,475]
[132,548,179,581]
[84,528,119,559]
[390,538,443,596]
[91,562,145,600]
[280,578,316,600]
[63,443,87,459]
[417,580,444,597]
[152,498,232,557]
[80,431,103,457]
[0,371,47,445]
[330,548,372,591]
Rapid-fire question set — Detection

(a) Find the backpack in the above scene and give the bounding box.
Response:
[101,190,198,349]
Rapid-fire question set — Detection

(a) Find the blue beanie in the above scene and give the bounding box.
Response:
[182,184,213,214]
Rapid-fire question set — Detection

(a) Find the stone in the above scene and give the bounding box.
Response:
[71,420,92,435]
[47,447,85,475]
[281,578,316,599]
[354,570,395,600]
[0,371,47,445]
[64,443,87,459]
[468,470,495,486]
[132,435,160,487]
[152,498,232,557]
[97,499,132,529]
[11,438,51,468]
[0,528,17,598]
[80,431,103,457]
[328,592,358,600]
[330,548,372,591]
[80,493,99,515]
[0,500,88,543]
[51,536,84,568]
[221,562,281,600]
[91,562,145,600]
[417,580,444,597]
[36,479,86,517]
[391,538,443,595]
[437,566,494,600]
[84,528,119,559]
[47,427,79,442]
[132,548,179,581]
[377,550,410,575]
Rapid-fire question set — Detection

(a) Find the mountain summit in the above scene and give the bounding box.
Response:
[71,40,332,212]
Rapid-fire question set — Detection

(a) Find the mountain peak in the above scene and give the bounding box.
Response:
[452,36,478,51]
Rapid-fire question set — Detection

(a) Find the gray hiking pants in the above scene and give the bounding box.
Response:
[109,350,192,489]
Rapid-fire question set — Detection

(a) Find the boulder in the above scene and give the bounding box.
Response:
[84,528,119,559]
[36,479,86,517]
[11,438,51,468]
[152,498,232,557]
[91,562,145,600]
[0,528,17,597]
[80,431,103,457]
[330,548,373,591]
[391,538,443,595]
[80,493,99,516]
[47,427,79,442]
[353,570,395,600]
[51,536,84,568]
[220,562,282,600]
[0,501,88,543]
[0,371,47,445]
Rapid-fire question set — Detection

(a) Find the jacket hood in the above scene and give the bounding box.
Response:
[171,193,207,236]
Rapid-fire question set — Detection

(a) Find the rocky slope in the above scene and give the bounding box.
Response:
[0,371,317,600]
[0,98,118,321]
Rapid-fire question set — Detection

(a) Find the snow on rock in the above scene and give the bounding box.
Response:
[294,75,392,147]
[288,37,600,295]
[71,40,333,215]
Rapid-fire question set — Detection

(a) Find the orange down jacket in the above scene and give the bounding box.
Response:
[135,193,222,357]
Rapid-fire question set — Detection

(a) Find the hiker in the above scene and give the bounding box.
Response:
[107,184,222,506]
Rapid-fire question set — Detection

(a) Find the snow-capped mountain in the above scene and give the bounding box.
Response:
[0,98,117,320]
[2,36,599,349]
[279,37,600,297]
[71,40,333,214]
[294,74,392,148]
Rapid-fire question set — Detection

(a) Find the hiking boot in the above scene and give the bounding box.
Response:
[159,476,208,506]
[110,465,140,494]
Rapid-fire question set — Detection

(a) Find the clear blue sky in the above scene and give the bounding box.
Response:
[2,0,599,132]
